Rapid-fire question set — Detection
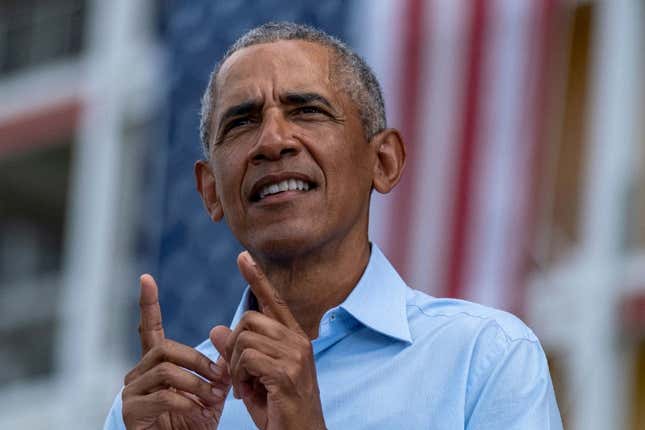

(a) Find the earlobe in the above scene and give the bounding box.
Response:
[371,129,406,194]
[194,160,224,222]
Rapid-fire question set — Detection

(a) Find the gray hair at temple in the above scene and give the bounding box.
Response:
[199,22,387,158]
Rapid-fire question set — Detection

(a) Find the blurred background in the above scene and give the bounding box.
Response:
[0,0,643,428]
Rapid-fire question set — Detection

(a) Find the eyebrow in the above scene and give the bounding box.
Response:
[218,99,263,127]
[217,91,337,132]
[281,92,334,110]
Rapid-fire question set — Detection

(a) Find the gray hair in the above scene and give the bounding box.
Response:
[199,22,386,158]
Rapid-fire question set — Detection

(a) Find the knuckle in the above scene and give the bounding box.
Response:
[155,362,174,385]
[239,311,254,327]
[273,291,288,307]
[296,334,311,348]
[292,341,311,363]
[195,378,209,397]
[122,407,135,425]
[254,268,266,281]
[241,310,262,325]
[239,312,250,325]
[148,344,161,358]
[161,338,173,350]
[237,330,252,347]
[285,363,302,383]
[124,369,136,386]
[291,360,303,376]
[238,348,254,365]
[122,384,134,399]
[154,389,173,408]
[277,365,291,381]
[152,342,171,361]
[301,340,314,357]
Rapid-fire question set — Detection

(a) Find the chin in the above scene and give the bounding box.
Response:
[244,228,323,262]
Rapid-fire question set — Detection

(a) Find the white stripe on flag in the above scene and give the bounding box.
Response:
[405,0,470,294]
[463,0,537,309]
[352,0,404,256]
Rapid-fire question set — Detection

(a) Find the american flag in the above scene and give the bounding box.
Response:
[357,0,561,314]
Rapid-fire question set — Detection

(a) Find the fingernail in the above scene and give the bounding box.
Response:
[212,386,225,398]
[243,252,256,267]
[202,408,213,418]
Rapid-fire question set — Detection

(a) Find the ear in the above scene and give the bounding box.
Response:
[195,160,224,222]
[371,129,406,193]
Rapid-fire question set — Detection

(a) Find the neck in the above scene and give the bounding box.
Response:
[254,234,371,339]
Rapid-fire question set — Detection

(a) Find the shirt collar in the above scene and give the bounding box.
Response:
[338,244,412,343]
[229,243,412,344]
[230,287,252,327]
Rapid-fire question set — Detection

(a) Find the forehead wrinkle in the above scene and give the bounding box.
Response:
[213,76,263,123]
[223,41,332,84]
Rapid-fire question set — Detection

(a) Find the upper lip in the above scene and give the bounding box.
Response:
[247,171,317,202]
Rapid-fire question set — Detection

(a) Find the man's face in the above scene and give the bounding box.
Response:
[203,40,376,259]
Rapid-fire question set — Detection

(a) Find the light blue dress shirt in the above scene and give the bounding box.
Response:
[105,244,563,429]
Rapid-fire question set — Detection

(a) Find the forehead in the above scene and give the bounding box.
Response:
[215,40,335,110]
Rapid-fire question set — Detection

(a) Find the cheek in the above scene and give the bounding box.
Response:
[213,157,244,208]
[325,145,374,202]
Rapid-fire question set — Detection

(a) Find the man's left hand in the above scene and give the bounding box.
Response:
[210,251,326,430]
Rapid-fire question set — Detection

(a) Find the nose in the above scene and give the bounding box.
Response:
[249,110,300,163]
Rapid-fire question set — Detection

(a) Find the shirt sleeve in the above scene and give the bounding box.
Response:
[465,322,563,430]
[103,387,126,430]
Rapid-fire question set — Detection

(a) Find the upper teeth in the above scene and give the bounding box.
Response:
[258,179,310,199]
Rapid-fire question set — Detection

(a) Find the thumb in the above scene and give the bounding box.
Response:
[210,325,232,360]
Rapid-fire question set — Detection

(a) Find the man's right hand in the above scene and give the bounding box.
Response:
[121,274,231,430]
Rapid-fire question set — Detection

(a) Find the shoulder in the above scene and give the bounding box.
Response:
[404,287,539,345]
[403,289,558,416]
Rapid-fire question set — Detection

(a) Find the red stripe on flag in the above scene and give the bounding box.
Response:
[445,0,488,299]
[510,0,559,316]
[387,0,426,276]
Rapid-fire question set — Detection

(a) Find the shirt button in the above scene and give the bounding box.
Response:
[330,313,336,321]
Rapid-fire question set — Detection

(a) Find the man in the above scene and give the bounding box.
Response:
[105,22,562,429]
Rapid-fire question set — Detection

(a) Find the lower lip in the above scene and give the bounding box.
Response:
[253,189,313,206]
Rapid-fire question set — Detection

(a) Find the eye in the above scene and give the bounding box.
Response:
[227,117,253,129]
[221,116,256,136]
[293,106,327,116]
[216,116,256,145]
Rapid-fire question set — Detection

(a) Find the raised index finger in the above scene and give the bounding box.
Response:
[138,273,165,354]
[237,251,301,331]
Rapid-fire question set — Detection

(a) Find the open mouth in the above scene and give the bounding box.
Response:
[250,177,317,202]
